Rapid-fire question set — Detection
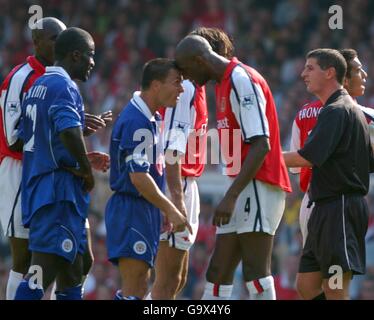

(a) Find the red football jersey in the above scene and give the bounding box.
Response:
[290,100,323,193]
[160,80,208,177]
[215,57,292,193]
[0,56,45,163]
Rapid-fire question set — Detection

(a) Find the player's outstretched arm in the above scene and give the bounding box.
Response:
[59,127,94,192]
[283,151,312,168]
[165,149,187,218]
[130,171,192,234]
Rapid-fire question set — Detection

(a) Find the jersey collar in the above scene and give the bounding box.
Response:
[27,56,45,74]
[325,88,349,106]
[222,57,241,81]
[45,66,72,81]
[132,91,160,122]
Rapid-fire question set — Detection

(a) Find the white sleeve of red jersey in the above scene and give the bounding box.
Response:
[289,119,301,174]
[164,80,195,154]
[229,66,269,142]
[0,67,30,146]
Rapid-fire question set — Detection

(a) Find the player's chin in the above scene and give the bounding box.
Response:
[305,84,313,93]
[80,74,89,82]
[169,97,179,107]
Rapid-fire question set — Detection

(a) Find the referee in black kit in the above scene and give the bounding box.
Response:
[283,48,374,300]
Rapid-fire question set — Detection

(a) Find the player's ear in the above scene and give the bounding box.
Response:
[150,79,162,92]
[326,67,336,80]
[71,50,81,62]
[343,76,349,89]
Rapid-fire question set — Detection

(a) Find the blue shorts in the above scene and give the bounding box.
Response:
[28,201,86,263]
[105,193,162,267]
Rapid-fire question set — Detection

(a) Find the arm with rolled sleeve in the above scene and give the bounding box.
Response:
[288,119,302,173]
[163,80,195,216]
[214,68,271,226]
[226,68,271,194]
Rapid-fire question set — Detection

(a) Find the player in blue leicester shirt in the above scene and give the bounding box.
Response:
[14,27,101,300]
[105,58,192,300]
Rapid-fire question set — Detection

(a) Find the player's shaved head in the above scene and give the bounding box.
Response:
[175,34,230,85]
[31,17,66,42]
[55,27,94,61]
[190,27,234,59]
[175,35,213,62]
[30,17,66,65]
[54,27,95,82]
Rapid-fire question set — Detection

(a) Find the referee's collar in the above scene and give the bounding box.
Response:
[325,88,349,106]
[45,66,72,81]
[131,91,160,122]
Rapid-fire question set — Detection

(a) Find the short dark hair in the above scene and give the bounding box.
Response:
[190,27,234,59]
[339,49,358,78]
[55,27,93,61]
[306,48,347,84]
[141,58,178,90]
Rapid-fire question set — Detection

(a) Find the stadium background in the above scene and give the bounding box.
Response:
[1,0,374,299]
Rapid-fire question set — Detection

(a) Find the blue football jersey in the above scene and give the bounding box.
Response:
[20,66,89,226]
[109,92,165,196]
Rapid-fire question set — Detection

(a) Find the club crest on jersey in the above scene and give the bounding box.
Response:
[6,101,19,117]
[61,239,73,253]
[220,97,226,112]
[175,121,188,130]
[241,94,255,108]
[133,241,147,255]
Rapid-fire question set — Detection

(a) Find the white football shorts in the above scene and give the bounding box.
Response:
[160,177,200,251]
[0,157,29,238]
[216,178,286,236]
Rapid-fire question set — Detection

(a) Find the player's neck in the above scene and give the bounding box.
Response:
[139,91,158,114]
[54,61,73,79]
[316,83,343,105]
[210,54,230,83]
[34,54,52,67]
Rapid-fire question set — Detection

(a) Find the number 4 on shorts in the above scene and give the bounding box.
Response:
[244,197,250,214]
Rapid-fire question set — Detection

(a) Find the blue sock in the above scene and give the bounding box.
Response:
[14,279,44,300]
[114,290,141,300]
[56,285,83,300]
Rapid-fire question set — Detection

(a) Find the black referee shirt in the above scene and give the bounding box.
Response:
[298,89,374,202]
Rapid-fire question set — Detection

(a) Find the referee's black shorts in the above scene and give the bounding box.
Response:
[299,194,368,278]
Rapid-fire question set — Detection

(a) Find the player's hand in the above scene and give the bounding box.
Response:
[63,167,95,192]
[161,215,172,233]
[171,197,188,219]
[87,151,110,172]
[166,207,193,234]
[83,113,106,136]
[213,194,237,227]
[82,172,95,192]
[100,110,113,125]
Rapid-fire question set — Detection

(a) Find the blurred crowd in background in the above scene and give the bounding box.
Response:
[1,0,374,299]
